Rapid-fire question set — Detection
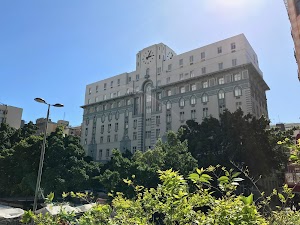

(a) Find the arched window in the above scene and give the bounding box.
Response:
[234,87,242,97]
[179,98,185,107]
[108,113,112,121]
[190,96,196,105]
[218,90,225,99]
[202,93,208,103]
[166,101,172,110]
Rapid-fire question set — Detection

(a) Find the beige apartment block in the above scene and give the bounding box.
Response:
[81,34,270,162]
[0,104,23,129]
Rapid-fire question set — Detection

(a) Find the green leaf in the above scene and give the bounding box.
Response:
[218,176,229,183]
[242,193,253,205]
[189,173,199,181]
[232,172,241,178]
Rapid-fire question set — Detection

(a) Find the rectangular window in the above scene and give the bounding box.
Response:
[179,73,184,80]
[231,42,236,50]
[156,129,160,138]
[101,125,104,134]
[191,109,196,119]
[219,104,226,114]
[110,81,113,88]
[166,77,170,84]
[201,51,205,59]
[146,118,151,126]
[167,89,171,96]
[167,113,172,123]
[180,112,185,121]
[104,83,107,90]
[157,67,161,74]
[209,78,215,87]
[107,135,111,143]
[218,62,223,70]
[114,134,118,142]
[108,124,111,133]
[106,149,110,157]
[146,131,151,139]
[201,67,206,74]
[203,108,208,117]
[157,80,161,86]
[234,73,241,81]
[225,74,231,83]
[217,46,222,54]
[96,86,98,93]
[115,123,118,131]
[219,77,224,85]
[98,149,102,159]
[156,115,160,125]
[189,55,194,63]
[236,102,242,110]
[103,95,107,100]
[132,146,137,153]
[110,93,114,98]
[168,64,172,71]
[203,81,208,88]
[232,59,237,67]
[88,99,91,104]
[179,59,183,66]
[190,70,194,78]
[136,74,139,81]
[180,86,185,93]
[117,79,120,86]
[100,136,103,143]
[133,119,137,129]
[191,83,196,91]
[133,132,137,140]
[146,106,151,114]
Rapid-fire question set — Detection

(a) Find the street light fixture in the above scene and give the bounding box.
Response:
[33,98,64,212]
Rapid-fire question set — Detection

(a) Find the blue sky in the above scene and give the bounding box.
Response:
[0,0,298,126]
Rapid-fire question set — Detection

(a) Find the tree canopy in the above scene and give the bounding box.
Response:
[179,109,291,177]
[0,123,101,197]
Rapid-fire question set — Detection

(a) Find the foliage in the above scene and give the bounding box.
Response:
[0,123,101,197]
[22,167,272,225]
[180,109,291,177]
[100,131,198,198]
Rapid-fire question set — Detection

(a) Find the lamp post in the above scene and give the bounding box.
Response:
[33,98,64,212]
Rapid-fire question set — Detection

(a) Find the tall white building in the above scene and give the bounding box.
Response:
[0,104,23,129]
[81,34,269,162]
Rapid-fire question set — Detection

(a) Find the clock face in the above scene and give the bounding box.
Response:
[166,51,174,60]
[142,49,155,65]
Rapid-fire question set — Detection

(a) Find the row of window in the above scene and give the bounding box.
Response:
[87,68,247,106]
[166,87,242,109]
[166,58,237,76]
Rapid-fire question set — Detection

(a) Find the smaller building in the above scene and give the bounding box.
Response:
[0,104,23,129]
[35,118,81,137]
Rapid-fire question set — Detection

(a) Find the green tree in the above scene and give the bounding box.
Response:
[180,109,290,177]
[100,131,197,198]
[0,124,101,197]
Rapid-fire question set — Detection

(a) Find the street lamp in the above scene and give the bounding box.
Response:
[33,98,64,212]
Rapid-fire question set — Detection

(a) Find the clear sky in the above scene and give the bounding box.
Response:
[0,0,298,126]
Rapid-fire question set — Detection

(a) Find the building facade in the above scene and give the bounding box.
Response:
[81,34,269,162]
[284,0,300,80]
[0,104,23,129]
